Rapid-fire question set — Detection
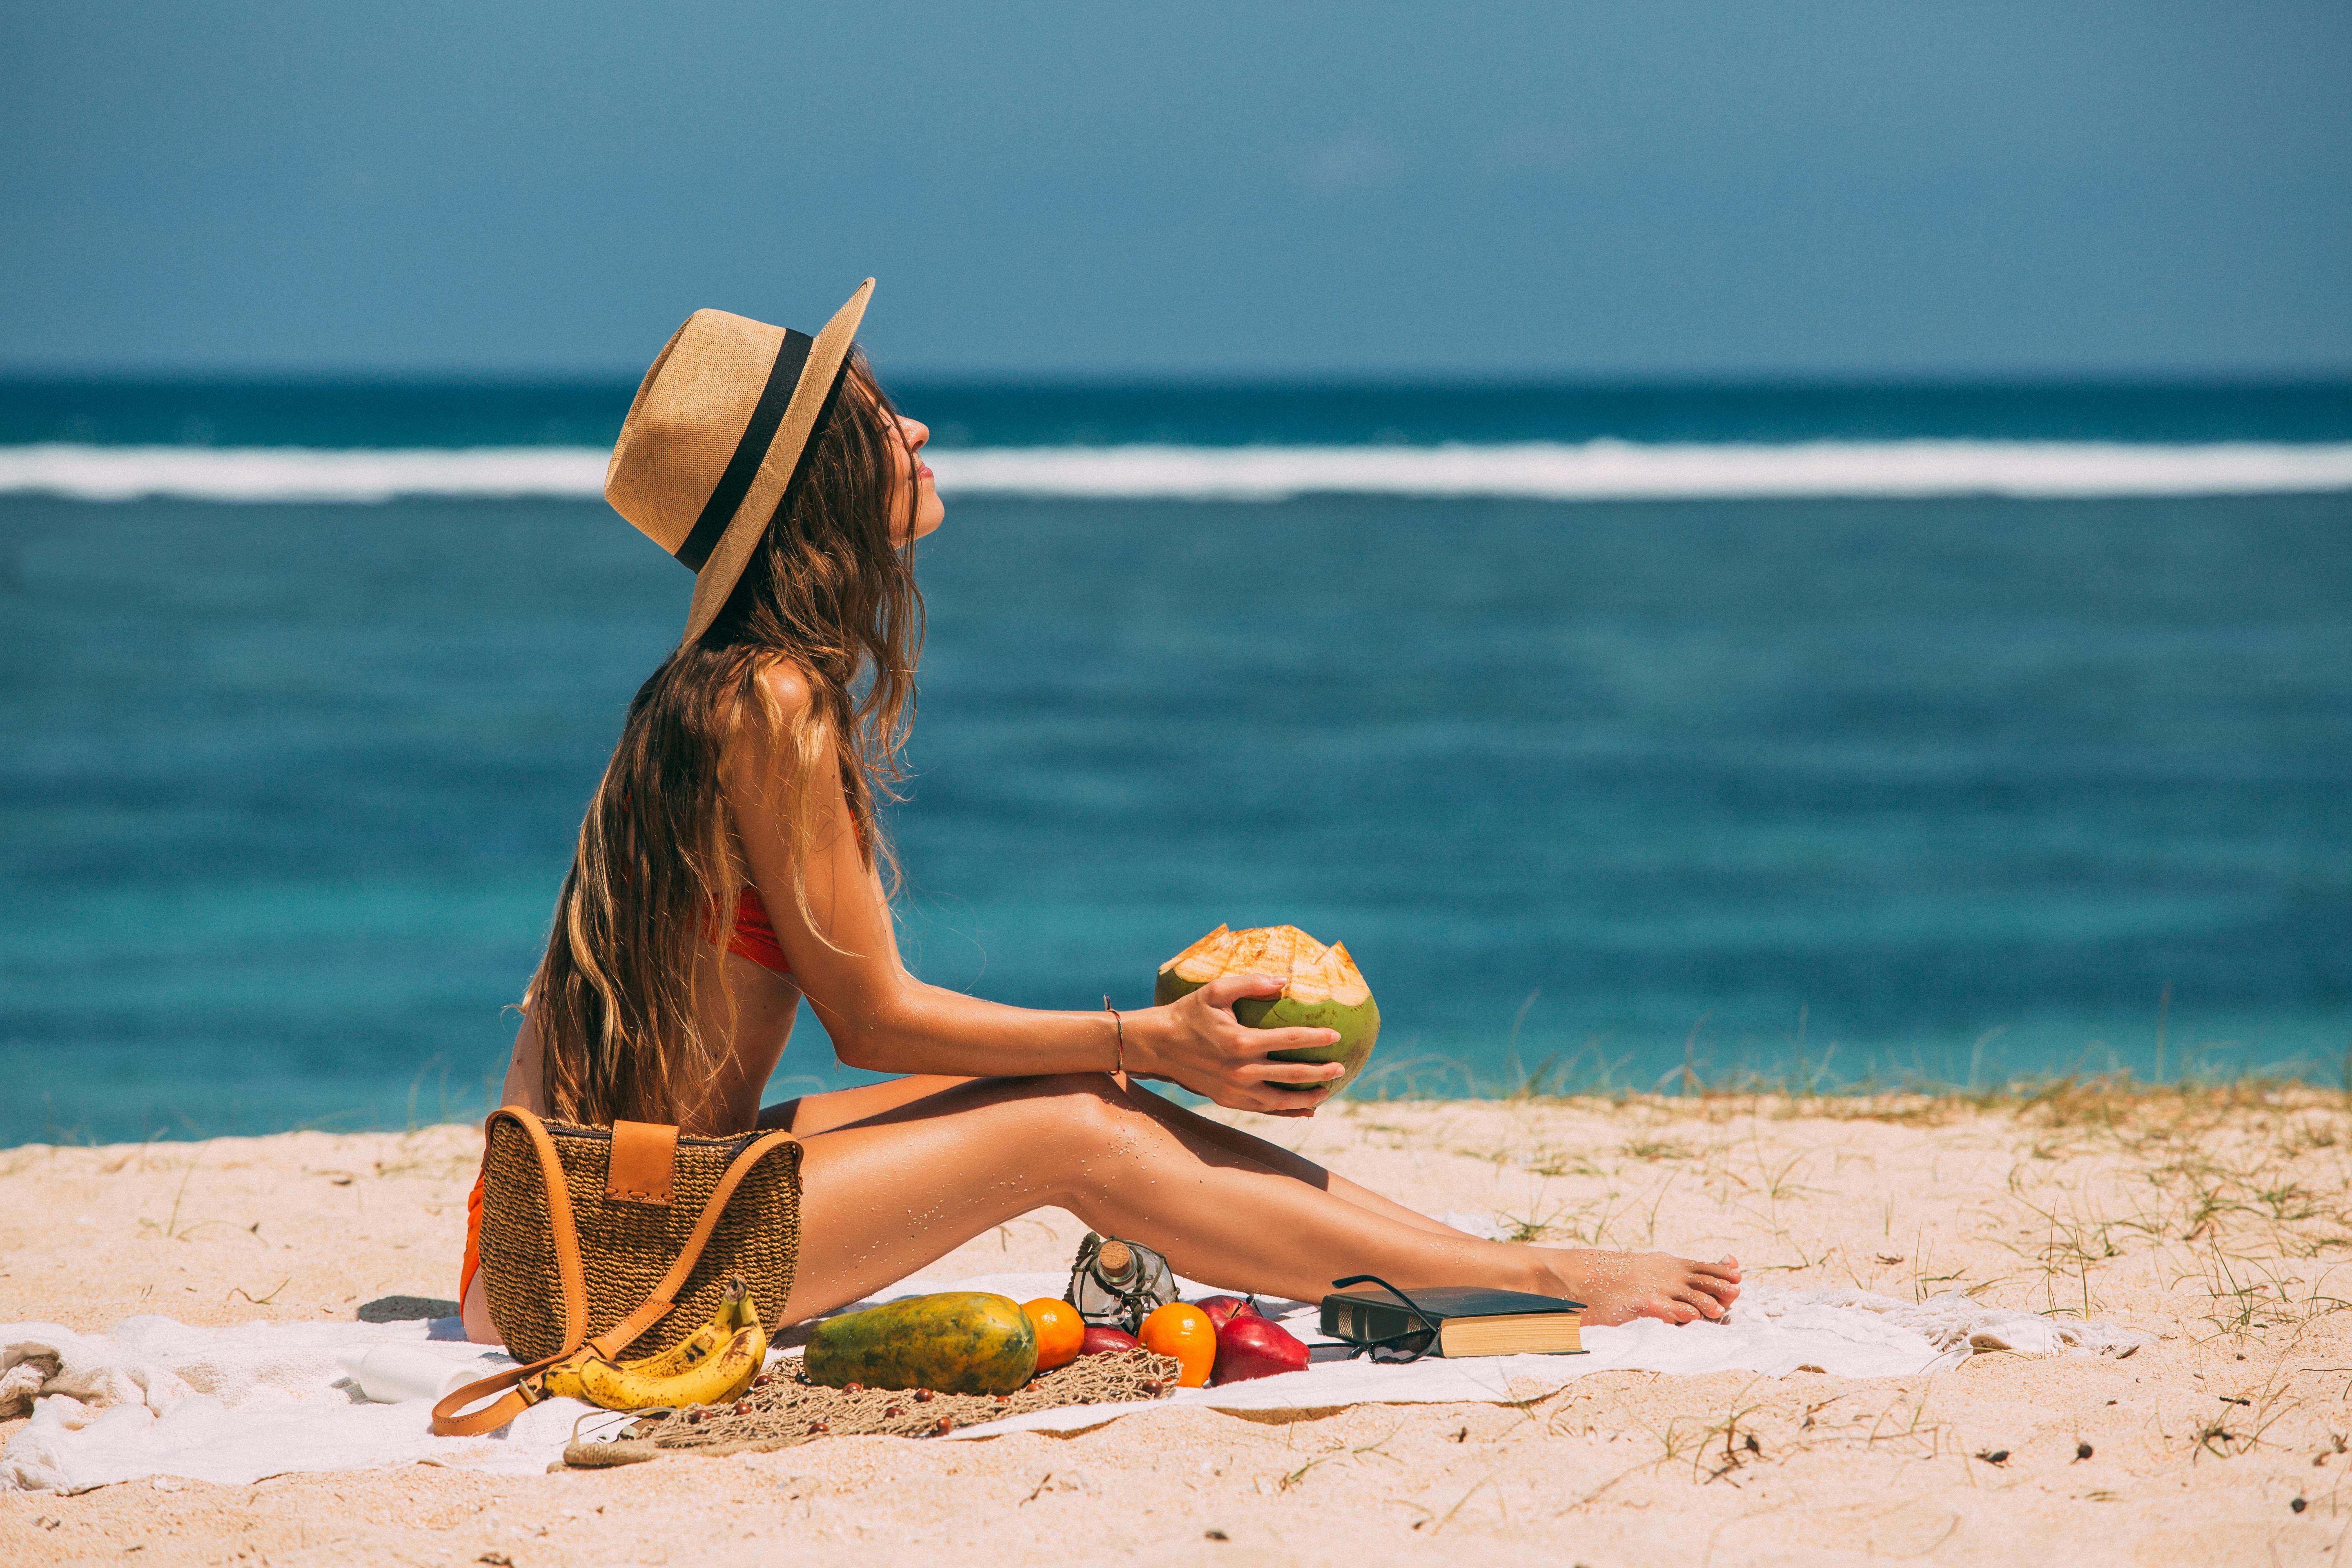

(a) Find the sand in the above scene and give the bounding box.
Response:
[5,1088,2351,1564]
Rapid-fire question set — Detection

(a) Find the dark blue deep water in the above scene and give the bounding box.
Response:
[3,379,2349,1144]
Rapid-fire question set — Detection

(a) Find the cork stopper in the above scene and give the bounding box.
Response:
[1096,1240,1133,1276]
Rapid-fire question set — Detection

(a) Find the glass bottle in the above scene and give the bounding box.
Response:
[1066,1232,1178,1332]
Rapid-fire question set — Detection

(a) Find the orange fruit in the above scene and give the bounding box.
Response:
[1139,1303,1217,1388]
[1021,1298,1086,1373]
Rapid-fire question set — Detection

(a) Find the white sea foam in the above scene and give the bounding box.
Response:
[4,439,2352,503]
[0,445,613,503]
[931,441,2352,500]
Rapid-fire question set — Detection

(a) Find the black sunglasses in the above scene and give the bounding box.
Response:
[1328,1274,1441,1364]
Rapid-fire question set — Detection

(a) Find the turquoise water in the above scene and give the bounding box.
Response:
[3,380,2350,1144]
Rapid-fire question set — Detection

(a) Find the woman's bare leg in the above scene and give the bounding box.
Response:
[1120,1082,1481,1241]
[781,1074,1476,1240]
[782,1073,1738,1328]
[760,1074,974,1134]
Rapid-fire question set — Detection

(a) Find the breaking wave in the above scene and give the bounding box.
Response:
[6,439,2352,503]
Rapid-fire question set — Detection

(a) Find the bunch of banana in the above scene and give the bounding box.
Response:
[579,1314,767,1412]
[526,1276,767,1411]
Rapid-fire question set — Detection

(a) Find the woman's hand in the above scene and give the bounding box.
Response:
[1127,974,1347,1116]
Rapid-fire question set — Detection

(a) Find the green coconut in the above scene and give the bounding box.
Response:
[1154,924,1380,1095]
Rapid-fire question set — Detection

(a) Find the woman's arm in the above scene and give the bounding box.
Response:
[728,664,1344,1114]
[496,1004,549,1114]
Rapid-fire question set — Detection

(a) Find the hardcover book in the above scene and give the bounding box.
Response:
[1320,1285,1586,1357]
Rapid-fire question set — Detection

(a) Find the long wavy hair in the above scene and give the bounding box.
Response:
[529,350,922,1126]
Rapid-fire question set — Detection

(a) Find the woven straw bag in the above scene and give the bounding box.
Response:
[431,1107,802,1437]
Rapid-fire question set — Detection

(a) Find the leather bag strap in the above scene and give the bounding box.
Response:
[430,1346,573,1438]
[430,1112,797,1436]
[432,1107,585,1437]
[500,1107,589,1348]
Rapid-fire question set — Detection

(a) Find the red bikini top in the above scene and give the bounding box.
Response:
[721,887,791,975]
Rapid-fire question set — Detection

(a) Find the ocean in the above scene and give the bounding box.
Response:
[4,379,2349,1145]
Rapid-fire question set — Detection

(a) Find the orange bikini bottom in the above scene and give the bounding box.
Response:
[458,887,790,1307]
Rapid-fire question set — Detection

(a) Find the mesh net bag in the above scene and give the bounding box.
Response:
[562,1350,1183,1466]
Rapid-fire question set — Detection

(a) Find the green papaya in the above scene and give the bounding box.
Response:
[803,1291,1038,1394]
[1155,924,1381,1095]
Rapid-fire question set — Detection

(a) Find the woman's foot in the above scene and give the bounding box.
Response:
[1540,1249,1742,1326]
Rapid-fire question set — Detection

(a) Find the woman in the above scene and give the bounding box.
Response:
[461,284,1740,1341]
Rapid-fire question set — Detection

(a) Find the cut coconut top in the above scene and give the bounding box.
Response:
[1160,923,1368,1005]
[1287,939,1372,1006]
[1161,924,1231,980]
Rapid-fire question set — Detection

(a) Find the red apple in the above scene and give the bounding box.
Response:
[1210,1314,1309,1385]
[1079,1325,1140,1356]
[1193,1294,1264,1331]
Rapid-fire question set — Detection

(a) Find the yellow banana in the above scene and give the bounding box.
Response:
[578,1322,768,1412]
[612,1278,757,1380]
[526,1278,760,1404]
[534,1357,589,1404]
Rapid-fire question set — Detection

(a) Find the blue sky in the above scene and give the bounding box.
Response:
[6,2,2348,376]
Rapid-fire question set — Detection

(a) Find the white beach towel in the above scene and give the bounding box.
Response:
[0,1316,579,1494]
[0,1274,2149,1494]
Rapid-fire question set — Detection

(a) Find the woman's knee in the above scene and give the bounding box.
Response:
[983,1072,1140,1149]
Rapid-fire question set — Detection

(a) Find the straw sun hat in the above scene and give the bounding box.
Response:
[605,279,875,645]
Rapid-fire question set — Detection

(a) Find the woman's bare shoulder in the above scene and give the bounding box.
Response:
[725,656,820,749]
[754,656,814,711]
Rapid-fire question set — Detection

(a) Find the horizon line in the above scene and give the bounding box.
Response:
[5,367,2352,393]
